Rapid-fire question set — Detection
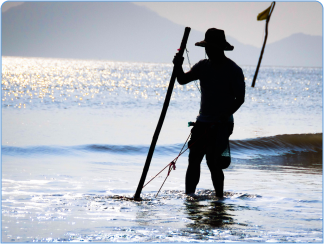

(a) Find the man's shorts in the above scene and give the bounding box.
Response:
[188,121,234,169]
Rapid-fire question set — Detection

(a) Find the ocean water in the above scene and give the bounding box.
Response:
[1,56,322,242]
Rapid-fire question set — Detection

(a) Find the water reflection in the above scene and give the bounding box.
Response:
[184,200,235,228]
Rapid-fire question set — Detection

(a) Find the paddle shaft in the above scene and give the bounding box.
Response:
[134,27,191,199]
[252,2,276,87]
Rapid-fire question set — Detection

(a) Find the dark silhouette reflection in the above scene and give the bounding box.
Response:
[184,199,235,229]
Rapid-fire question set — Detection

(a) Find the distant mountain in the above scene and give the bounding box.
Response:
[259,33,322,67]
[2,2,322,67]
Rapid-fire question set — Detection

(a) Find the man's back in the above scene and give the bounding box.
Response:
[191,58,245,122]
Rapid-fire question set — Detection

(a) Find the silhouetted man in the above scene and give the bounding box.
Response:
[173,28,245,198]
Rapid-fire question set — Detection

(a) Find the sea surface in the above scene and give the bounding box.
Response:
[2,56,322,242]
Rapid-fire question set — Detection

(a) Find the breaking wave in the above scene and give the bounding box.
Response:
[230,133,322,158]
[2,133,322,159]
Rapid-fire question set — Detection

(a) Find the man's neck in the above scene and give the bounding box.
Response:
[209,54,227,67]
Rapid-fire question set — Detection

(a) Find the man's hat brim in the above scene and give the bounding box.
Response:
[195,40,234,51]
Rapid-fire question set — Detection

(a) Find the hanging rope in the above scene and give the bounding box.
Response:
[143,122,216,197]
[142,132,191,197]
[185,48,201,93]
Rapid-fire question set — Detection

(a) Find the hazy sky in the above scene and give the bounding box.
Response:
[2,1,322,48]
[135,2,322,47]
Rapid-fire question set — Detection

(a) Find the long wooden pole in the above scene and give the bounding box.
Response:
[251,2,276,88]
[134,27,191,200]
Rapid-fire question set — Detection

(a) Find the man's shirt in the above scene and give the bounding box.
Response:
[190,58,245,123]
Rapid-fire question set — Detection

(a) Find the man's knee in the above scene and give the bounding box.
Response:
[188,150,204,165]
[206,153,221,170]
[210,166,224,181]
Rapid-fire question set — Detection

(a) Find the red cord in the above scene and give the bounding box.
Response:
[142,124,212,197]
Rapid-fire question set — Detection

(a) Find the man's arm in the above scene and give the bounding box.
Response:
[229,69,245,115]
[228,91,245,115]
[173,53,198,85]
[220,69,245,120]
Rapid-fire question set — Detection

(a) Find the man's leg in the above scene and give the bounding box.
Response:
[185,150,204,194]
[205,124,229,198]
[206,158,224,198]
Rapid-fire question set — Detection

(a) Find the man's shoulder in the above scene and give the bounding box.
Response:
[191,59,209,73]
[226,58,245,84]
[195,59,209,66]
[226,58,243,72]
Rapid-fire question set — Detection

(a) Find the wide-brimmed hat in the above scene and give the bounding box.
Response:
[195,28,234,51]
